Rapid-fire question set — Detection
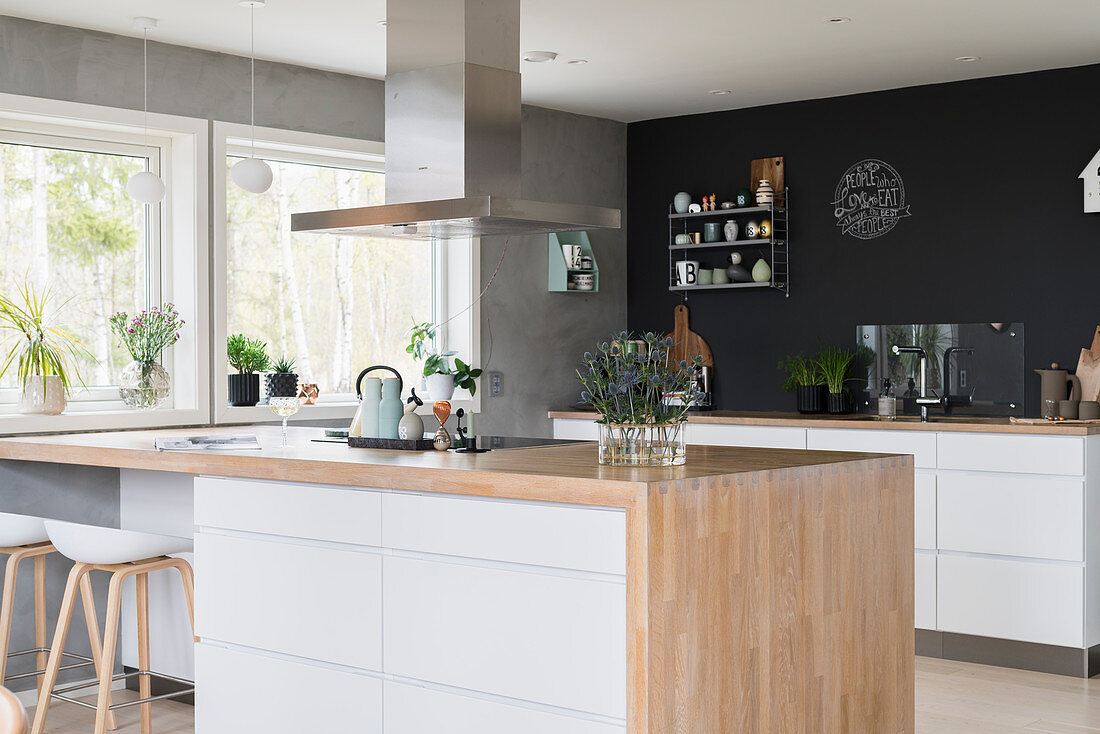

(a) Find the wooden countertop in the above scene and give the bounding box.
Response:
[549,409,1100,435]
[0,426,894,509]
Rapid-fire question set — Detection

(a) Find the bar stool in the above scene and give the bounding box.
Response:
[31,522,196,734]
[0,513,112,715]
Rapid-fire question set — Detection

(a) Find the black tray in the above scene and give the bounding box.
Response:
[348,436,435,451]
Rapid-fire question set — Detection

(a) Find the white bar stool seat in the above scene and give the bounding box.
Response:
[0,513,49,547]
[44,521,192,565]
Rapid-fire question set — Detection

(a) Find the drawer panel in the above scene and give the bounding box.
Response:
[915,551,936,630]
[684,423,807,449]
[195,534,381,670]
[552,419,599,441]
[937,554,1083,647]
[384,556,625,718]
[915,471,936,550]
[937,434,1084,476]
[196,643,381,734]
[806,428,936,468]
[385,681,625,734]
[938,472,1083,561]
[383,493,625,575]
[194,476,381,545]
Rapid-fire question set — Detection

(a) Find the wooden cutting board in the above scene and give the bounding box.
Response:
[666,304,714,367]
[750,156,785,196]
[1076,326,1100,402]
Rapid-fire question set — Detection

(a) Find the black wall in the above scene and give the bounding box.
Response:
[626,64,1100,415]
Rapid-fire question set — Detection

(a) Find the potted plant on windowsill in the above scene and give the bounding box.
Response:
[0,283,91,416]
[407,321,482,402]
[227,334,269,407]
[577,331,702,466]
[818,345,855,414]
[265,356,299,400]
[109,304,184,411]
[779,353,826,414]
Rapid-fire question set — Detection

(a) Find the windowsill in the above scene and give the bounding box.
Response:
[0,407,210,437]
[215,397,481,426]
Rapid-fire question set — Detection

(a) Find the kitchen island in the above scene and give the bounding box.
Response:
[0,428,914,733]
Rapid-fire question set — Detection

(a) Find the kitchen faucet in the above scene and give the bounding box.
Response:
[892,345,942,422]
[942,346,976,415]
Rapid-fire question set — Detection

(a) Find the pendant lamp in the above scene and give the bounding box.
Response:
[127,17,166,204]
[231,0,273,194]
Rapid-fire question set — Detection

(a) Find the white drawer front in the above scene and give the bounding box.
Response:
[937,554,1083,647]
[383,556,625,718]
[915,551,936,630]
[383,493,625,575]
[684,423,807,449]
[915,471,936,550]
[385,681,625,734]
[195,534,381,670]
[806,428,936,468]
[194,477,381,545]
[552,419,599,441]
[937,434,1084,476]
[196,643,382,734]
[938,472,1083,562]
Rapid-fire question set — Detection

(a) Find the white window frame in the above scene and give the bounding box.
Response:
[0,93,210,434]
[213,122,481,426]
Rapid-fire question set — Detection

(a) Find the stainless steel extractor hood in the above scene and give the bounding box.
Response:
[290,0,621,240]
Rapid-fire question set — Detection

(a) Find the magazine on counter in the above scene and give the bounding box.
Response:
[154,434,262,451]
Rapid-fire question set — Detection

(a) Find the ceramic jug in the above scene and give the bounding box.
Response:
[1034,363,1082,418]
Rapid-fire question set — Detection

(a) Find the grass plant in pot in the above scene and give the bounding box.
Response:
[227,334,269,407]
[0,283,90,416]
[577,331,703,466]
[407,321,482,401]
[109,304,184,411]
[266,356,299,400]
[779,353,826,414]
[818,345,855,414]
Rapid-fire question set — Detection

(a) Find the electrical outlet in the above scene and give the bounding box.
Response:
[488,371,503,397]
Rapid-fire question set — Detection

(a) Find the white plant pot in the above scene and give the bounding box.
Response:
[425,373,456,402]
[18,375,67,415]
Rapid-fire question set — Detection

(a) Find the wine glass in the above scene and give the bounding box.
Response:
[269,397,300,448]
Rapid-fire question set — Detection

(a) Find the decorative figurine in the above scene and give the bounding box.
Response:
[687,203,702,213]
[297,383,319,405]
[743,220,760,238]
[759,218,772,239]
[397,389,425,440]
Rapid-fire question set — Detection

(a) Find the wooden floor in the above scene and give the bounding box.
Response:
[24,657,1100,732]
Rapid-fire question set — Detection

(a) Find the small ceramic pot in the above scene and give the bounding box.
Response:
[697,269,713,286]
[797,385,826,414]
[712,268,730,284]
[18,375,67,415]
[755,179,774,206]
[720,201,735,209]
[703,222,721,243]
[675,260,700,286]
[1059,399,1080,419]
[723,220,738,242]
[426,373,456,402]
[827,391,851,415]
[1080,401,1100,420]
[674,233,691,245]
[673,192,691,214]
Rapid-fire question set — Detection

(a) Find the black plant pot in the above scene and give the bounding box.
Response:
[265,372,300,399]
[228,373,260,406]
[796,385,826,414]
[827,391,851,415]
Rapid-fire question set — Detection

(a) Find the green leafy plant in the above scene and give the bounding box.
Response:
[817,345,854,395]
[576,331,703,425]
[271,356,296,374]
[109,304,184,364]
[227,333,270,374]
[406,320,481,394]
[778,353,824,392]
[0,282,92,396]
[453,358,483,396]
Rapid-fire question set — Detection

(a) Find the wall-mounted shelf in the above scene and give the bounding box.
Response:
[548,232,599,292]
[668,188,789,297]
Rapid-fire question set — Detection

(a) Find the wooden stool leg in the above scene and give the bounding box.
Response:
[0,549,23,683]
[30,562,90,734]
[93,570,126,734]
[169,559,197,641]
[79,573,117,732]
[33,553,46,696]
[136,573,151,734]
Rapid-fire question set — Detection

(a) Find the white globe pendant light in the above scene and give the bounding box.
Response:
[128,18,166,204]
[231,0,273,194]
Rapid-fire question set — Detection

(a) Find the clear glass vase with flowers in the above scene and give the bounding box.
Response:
[109,304,184,411]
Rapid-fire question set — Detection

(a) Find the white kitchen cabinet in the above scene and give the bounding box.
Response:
[384,681,625,734]
[915,551,936,630]
[383,555,626,719]
[807,427,937,468]
[196,643,382,734]
[937,554,1084,647]
[382,492,626,575]
[937,434,1084,476]
[937,472,1083,562]
[195,476,382,546]
[684,423,806,449]
[914,470,936,551]
[195,533,382,671]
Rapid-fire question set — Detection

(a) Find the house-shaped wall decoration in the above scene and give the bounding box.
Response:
[1079,149,1100,213]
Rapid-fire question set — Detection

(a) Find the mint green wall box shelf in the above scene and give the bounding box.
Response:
[548,232,599,292]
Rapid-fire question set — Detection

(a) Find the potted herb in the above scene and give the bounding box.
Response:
[0,284,91,416]
[779,353,826,414]
[818,345,855,414]
[266,356,299,400]
[109,304,184,411]
[406,321,482,401]
[226,334,270,406]
[576,331,702,466]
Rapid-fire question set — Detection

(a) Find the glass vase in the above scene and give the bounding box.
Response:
[647,422,687,466]
[597,422,686,466]
[118,361,171,411]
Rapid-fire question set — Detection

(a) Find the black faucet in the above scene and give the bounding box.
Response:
[942,347,975,415]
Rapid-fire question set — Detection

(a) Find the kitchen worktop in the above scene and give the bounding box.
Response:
[549,409,1100,435]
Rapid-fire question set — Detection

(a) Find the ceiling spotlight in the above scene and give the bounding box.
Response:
[954,55,981,62]
[824,16,851,23]
[566,59,588,65]
[709,89,732,95]
[376,20,387,28]
[522,50,558,63]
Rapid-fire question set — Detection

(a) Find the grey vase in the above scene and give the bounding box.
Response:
[673,192,691,214]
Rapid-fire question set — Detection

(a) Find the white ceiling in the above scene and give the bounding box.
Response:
[2,0,1099,122]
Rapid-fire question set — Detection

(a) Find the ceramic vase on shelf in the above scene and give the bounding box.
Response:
[723,220,738,242]
[17,375,67,415]
[752,258,772,283]
[118,361,171,411]
[426,372,456,402]
[755,179,774,206]
[673,191,691,214]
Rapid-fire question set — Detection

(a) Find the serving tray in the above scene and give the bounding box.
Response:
[348,436,435,451]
